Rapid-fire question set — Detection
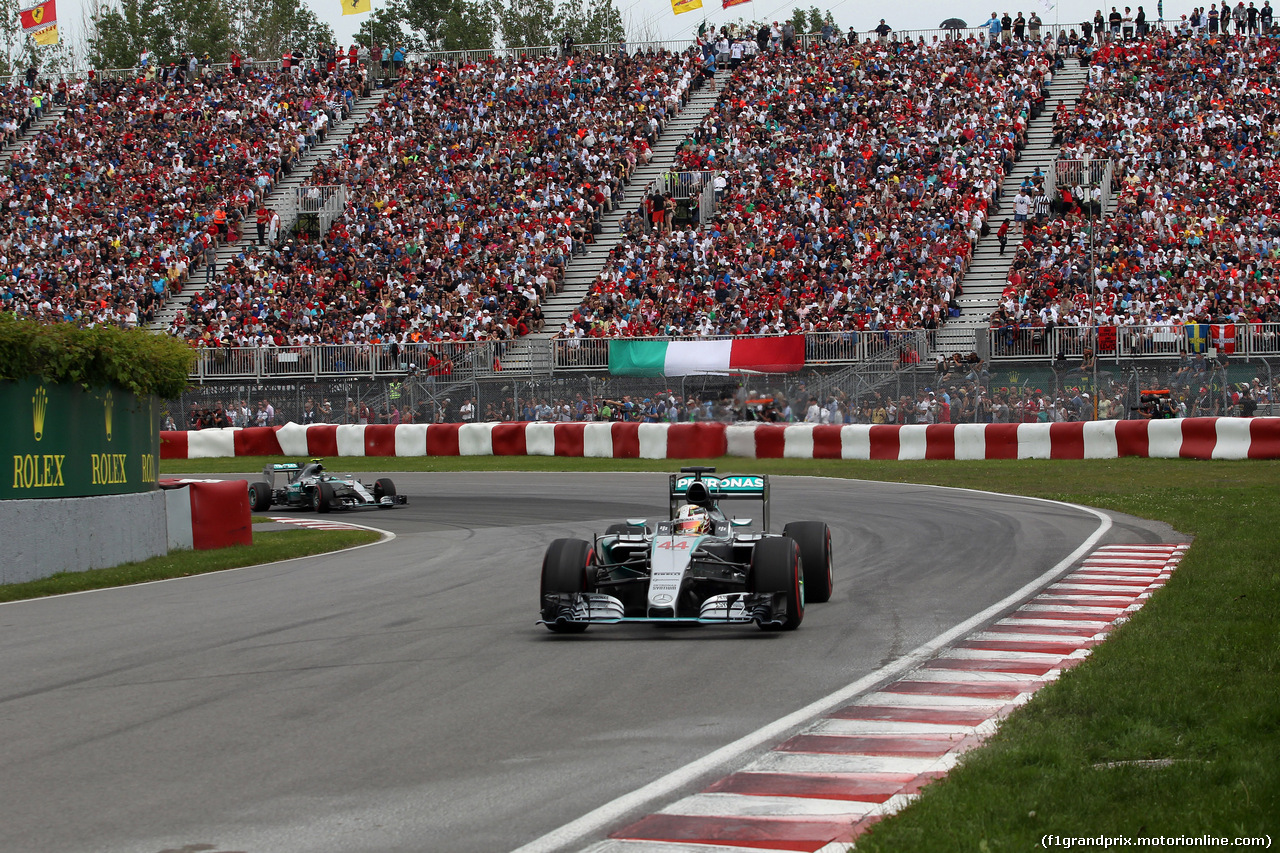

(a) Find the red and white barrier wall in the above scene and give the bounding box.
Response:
[160,417,1280,461]
[160,479,252,550]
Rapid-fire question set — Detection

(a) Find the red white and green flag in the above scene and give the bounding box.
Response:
[608,337,806,377]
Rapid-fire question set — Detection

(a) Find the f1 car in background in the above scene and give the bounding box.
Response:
[539,467,833,633]
[246,461,406,513]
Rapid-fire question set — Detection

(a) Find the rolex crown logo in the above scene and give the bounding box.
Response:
[104,390,114,442]
[33,387,48,441]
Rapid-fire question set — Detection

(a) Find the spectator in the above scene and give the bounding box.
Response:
[565,35,1043,342]
[990,28,1280,349]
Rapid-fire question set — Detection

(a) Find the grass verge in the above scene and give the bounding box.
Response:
[0,528,380,604]
[163,454,1279,842]
[852,478,1280,850]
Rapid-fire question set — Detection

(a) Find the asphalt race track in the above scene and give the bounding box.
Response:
[0,473,1177,853]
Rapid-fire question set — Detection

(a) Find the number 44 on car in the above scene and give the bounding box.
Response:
[539,467,834,633]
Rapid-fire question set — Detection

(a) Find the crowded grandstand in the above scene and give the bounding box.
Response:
[4,10,1277,423]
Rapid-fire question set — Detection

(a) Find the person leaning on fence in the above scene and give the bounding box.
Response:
[875,19,893,42]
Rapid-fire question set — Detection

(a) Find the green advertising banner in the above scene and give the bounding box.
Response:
[2,378,160,500]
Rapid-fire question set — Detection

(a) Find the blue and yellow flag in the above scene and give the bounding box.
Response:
[1185,323,1209,353]
[672,0,703,14]
[342,0,371,15]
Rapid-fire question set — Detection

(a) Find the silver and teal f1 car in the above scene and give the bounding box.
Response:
[246,461,406,513]
[538,467,834,633]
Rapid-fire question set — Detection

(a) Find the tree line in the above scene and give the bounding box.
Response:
[83,0,627,69]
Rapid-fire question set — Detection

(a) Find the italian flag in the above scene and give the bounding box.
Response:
[608,337,806,377]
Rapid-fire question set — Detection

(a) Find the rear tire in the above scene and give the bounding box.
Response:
[783,521,834,603]
[247,481,272,512]
[313,482,334,514]
[373,477,396,505]
[749,536,804,630]
[541,538,595,634]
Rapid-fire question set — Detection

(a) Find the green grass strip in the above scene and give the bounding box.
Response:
[854,480,1280,849]
[0,528,380,603]
[163,455,1280,841]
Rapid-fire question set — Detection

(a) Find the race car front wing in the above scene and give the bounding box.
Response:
[538,592,789,629]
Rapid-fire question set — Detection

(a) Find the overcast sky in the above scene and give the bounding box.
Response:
[53,0,1186,63]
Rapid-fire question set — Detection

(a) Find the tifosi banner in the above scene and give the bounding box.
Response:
[20,0,58,44]
[2,378,160,499]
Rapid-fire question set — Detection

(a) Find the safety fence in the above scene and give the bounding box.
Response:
[988,324,1280,361]
[550,331,930,373]
[168,354,1278,433]
[189,341,495,382]
[633,170,718,233]
[190,326,1280,384]
[187,331,933,384]
[160,417,1280,461]
[1046,158,1114,215]
[288,185,347,238]
[171,368,914,432]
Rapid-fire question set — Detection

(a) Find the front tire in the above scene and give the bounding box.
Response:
[373,477,396,505]
[540,538,595,634]
[312,482,334,513]
[750,536,804,631]
[783,521,834,603]
[247,481,272,512]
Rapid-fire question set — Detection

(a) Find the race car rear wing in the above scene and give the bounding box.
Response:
[668,467,770,531]
[263,462,301,488]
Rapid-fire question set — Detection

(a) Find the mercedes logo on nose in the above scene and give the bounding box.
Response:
[653,594,673,604]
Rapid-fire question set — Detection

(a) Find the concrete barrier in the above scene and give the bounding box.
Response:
[1,491,168,584]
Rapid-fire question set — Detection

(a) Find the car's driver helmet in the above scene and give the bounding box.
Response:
[676,504,709,535]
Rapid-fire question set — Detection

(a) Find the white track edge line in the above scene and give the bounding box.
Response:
[0,521,397,606]
[509,494,1114,853]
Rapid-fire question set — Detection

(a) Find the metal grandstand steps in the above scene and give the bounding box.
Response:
[805,351,916,406]
[149,86,388,332]
[493,78,726,373]
[933,60,1092,358]
[0,103,66,156]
